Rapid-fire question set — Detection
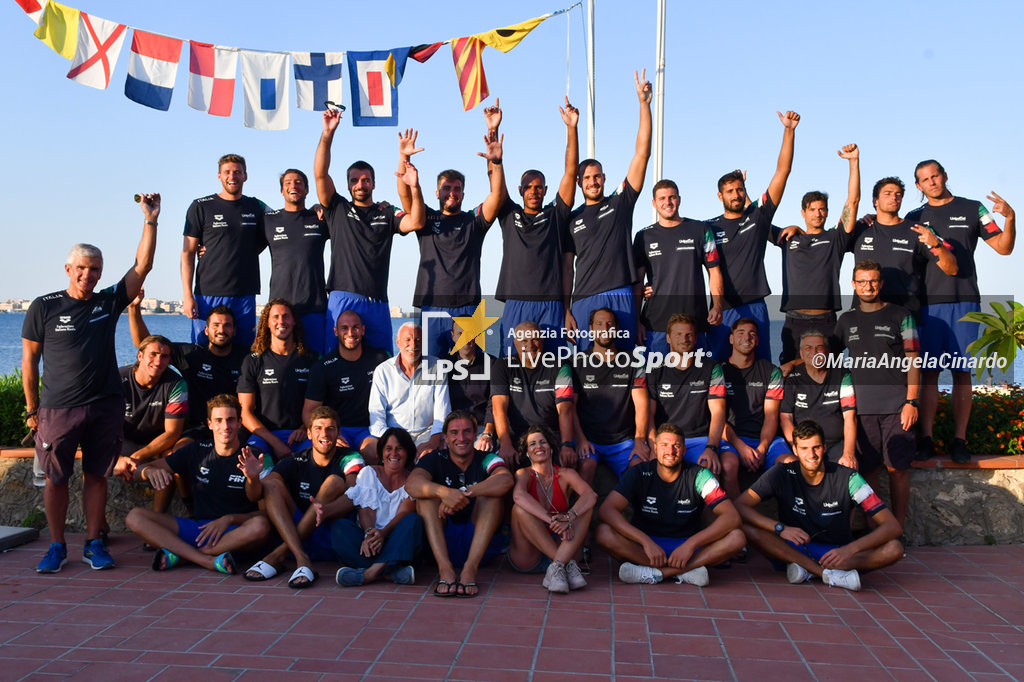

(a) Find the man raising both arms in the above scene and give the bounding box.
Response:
[315,110,426,354]
[564,71,652,352]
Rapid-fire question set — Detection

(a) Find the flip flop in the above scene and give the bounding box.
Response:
[151,548,180,571]
[289,565,318,589]
[244,560,280,582]
[458,582,479,598]
[433,579,457,598]
[213,552,236,575]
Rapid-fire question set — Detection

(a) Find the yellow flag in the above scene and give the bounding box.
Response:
[34,1,80,60]
[384,52,397,88]
[475,13,551,53]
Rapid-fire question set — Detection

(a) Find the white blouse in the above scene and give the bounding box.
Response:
[344,466,411,529]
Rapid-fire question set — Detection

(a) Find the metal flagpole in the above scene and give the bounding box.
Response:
[586,0,596,159]
[653,0,666,221]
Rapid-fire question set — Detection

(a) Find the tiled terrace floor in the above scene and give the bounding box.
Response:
[2,534,1024,680]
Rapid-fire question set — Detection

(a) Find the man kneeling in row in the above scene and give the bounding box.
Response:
[737,419,903,591]
[597,422,745,586]
[127,394,270,574]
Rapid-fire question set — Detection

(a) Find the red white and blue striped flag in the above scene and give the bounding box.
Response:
[124,30,182,111]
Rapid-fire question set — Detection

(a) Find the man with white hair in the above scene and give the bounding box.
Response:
[23,194,159,573]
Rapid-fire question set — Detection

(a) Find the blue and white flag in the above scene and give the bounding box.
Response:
[347,48,410,127]
[292,51,344,111]
[240,50,290,130]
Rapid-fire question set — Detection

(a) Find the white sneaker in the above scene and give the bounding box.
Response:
[674,566,709,587]
[544,560,569,593]
[618,562,663,584]
[786,563,813,584]
[822,568,861,591]
[565,560,587,590]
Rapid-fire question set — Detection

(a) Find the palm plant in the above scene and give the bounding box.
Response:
[962,301,1024,380]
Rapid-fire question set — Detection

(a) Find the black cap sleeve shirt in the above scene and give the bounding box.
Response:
[723,359,785,440]
[780,367,855,446]
[272,446,365,512]
[169,343,246,427]
[264,208,328,315]
[574,352,647,445]
[237,349,316,431]
[414,448,507,523]
[779,226,853,312]
[614,460,728,538]
[22,279,130,408]
[646,361,726,438]
[496,196,570,302]
[119,365,188,444]
[634,219,721,332]
[848,219,932,313]
[834,305,919,415]
[565,180,640,300]
[165,440,259,519]
[323,194,405,301]
[305,347,390,427]
[414,207,492,309]
[183,195,266,297]
[706,192,778,309]
[905,197,1002,305]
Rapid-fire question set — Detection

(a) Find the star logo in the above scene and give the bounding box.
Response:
[450,300,499,355]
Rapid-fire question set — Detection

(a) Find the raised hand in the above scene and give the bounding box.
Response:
[139,193,161,222]
[635,69,652,104]
[395,160,419,188]
[559,96,579,127]
[777,110,801,130]
[483,97,502,131]
[987,191,1015,219]
[323,109,342,133]
[911,224,941,248]
[237,446,264,480]
[476,130,504,163]
[837,143,859,160]
[398,128,424,158]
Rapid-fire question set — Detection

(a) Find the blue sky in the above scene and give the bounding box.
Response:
[1,1,1021,308]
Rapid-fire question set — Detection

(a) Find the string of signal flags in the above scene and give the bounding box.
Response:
[12,0,582,129]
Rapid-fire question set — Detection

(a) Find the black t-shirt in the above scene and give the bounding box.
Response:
[614,460,727,538]
[22,279,130,408]
[305,347,390,427]
[119,365,188,445]
[273,446,365,512]
[780,367,855,446]
[237,349,316,431]
[706,192,778,308]
[167,343,247,427]
[722,359,784,440]
[750,460,887,545]
[264,208,328,315]
[495,196,570,302]
[447,350,495,427]
[414,448,506,523]
[574,352,646,444]
[491,358,574,440]
[848,219,933,313]
[165,440,260,519]
[905,197,1001,304]
[414,207,492,308]
[778,226,852,312]
[183,194,266,296]
[323,194,405,300]
[834,304,919,415]
[647,361,726,438]
[634,219,720,332]
[565,180,640,299]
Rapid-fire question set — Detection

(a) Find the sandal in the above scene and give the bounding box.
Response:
[213,552,236,575]
[288,565,318,589]
[433,579,457,598]
[244,560,280,581]
[458,582,479,598]
[151,548,180,571]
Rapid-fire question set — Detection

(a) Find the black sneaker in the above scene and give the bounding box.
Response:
[951,439,971,464]
[579,546,592,575]
[915,436,935,461]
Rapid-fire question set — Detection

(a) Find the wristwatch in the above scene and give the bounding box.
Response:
[774,522,785,536]
[705,443,719,453]
[905,399,919,407]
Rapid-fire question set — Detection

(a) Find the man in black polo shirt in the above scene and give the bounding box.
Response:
[405,410,513,597]
[646,314,739,497]
[23,194,158,573]
[314,110,426,354]
[776,143,860,370]
[706,110,801,361]
[906,160,1016,463]
[112,334,188,512]
[780,332,857,468]
[491,321,577,466]
[238,300,317,463]
[574,308,649,482]
[128,299,247,444]
[564,70,652,352]
[487,97,579,355]
[596,423,744,586]
[264,168,329,356]
[127,394,272,575]
[303,309,389,459]
[446,319,498,450]
[181,154,266,347]
[634,178,723,355]
[835,260,920,528]
[737,420,904,591]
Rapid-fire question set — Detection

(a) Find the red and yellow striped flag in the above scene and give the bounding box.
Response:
[451,36,488,111]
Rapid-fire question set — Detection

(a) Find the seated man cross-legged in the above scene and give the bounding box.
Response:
[737,419,904,591]
[126,394,272,574]
[597,422,745,587]
[405,410,513,597]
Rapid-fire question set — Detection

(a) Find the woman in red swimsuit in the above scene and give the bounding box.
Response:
[509,425,597,593]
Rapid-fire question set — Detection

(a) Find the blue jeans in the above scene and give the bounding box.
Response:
[330,515,423,571]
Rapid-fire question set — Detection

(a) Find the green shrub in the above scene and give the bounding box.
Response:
[0,371,28,447]
[932,384,1024,455]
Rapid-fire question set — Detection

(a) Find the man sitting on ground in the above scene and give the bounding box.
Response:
[405,410,513,597]
[243,406,364,588]
[736,420,904,591]
[126,394,272,574]
[596,423,745,587]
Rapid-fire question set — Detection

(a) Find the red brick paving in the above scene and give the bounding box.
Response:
[2,534,1023,680]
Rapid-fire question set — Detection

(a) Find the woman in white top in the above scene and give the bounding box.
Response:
[333,427,422,586]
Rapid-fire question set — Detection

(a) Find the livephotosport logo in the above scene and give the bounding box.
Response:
[421,300,498,381]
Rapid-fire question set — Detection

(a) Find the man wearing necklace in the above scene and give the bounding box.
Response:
[405,410,513,597]
[596,422,745,586]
